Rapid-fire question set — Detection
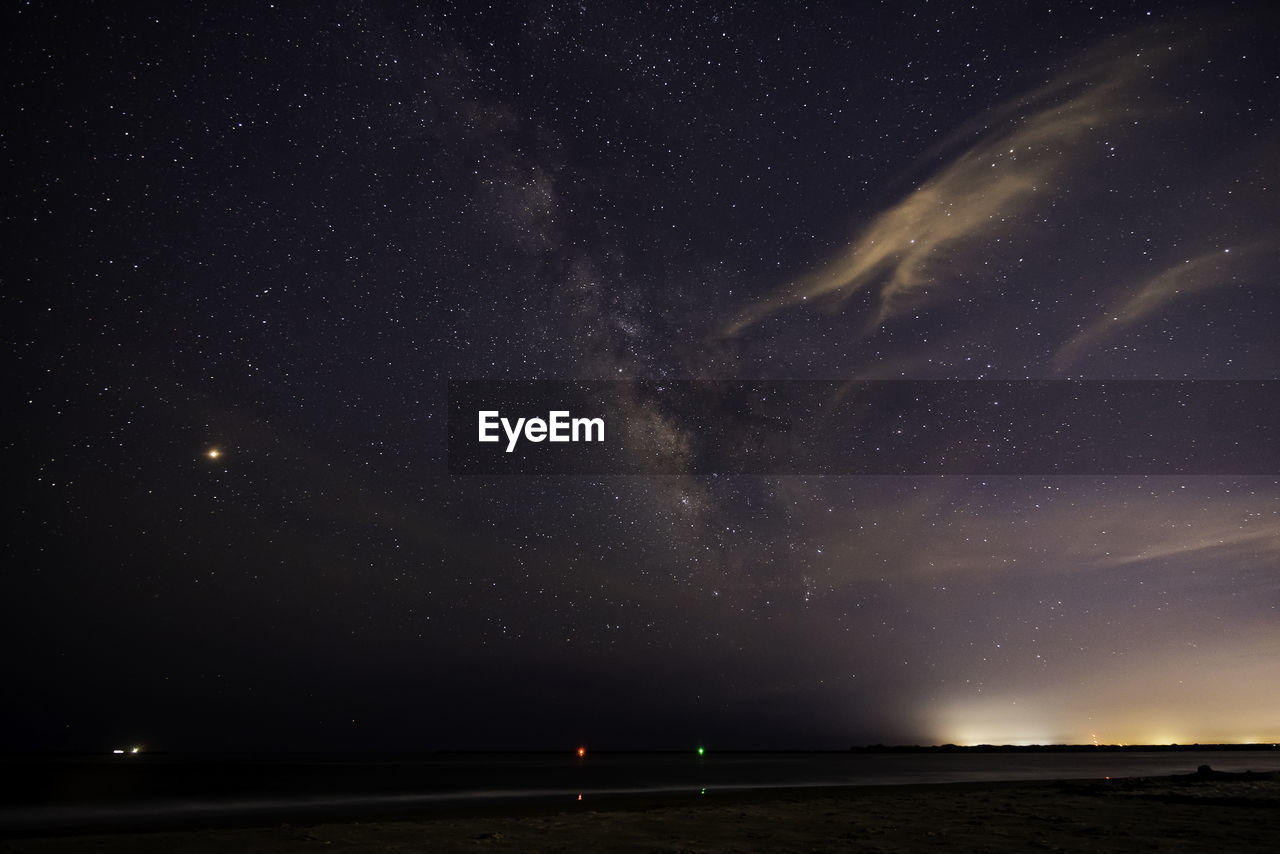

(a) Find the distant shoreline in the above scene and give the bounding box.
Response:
[847,742,1280,753]
[6,742,1277,759]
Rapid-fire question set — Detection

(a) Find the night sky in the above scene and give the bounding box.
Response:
[6,1,1279,753]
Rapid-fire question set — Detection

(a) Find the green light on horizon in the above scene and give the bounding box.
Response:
[697,746,705,756]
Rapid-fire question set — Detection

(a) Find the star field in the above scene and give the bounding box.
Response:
[5,0,1279,751]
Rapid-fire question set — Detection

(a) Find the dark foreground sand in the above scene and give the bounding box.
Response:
[4,772,1278,853]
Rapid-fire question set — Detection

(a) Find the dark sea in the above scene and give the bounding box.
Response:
[3,749,1278,835]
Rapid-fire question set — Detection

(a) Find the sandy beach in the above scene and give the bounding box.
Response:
[4,771,1277,853]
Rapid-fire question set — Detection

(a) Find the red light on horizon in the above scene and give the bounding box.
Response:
[577,746,586,757]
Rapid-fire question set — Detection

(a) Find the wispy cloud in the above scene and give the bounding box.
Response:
[1052,244,1268,371]
[721,32,1188,338]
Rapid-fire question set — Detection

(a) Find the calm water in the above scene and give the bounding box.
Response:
[3,750,1278,834]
